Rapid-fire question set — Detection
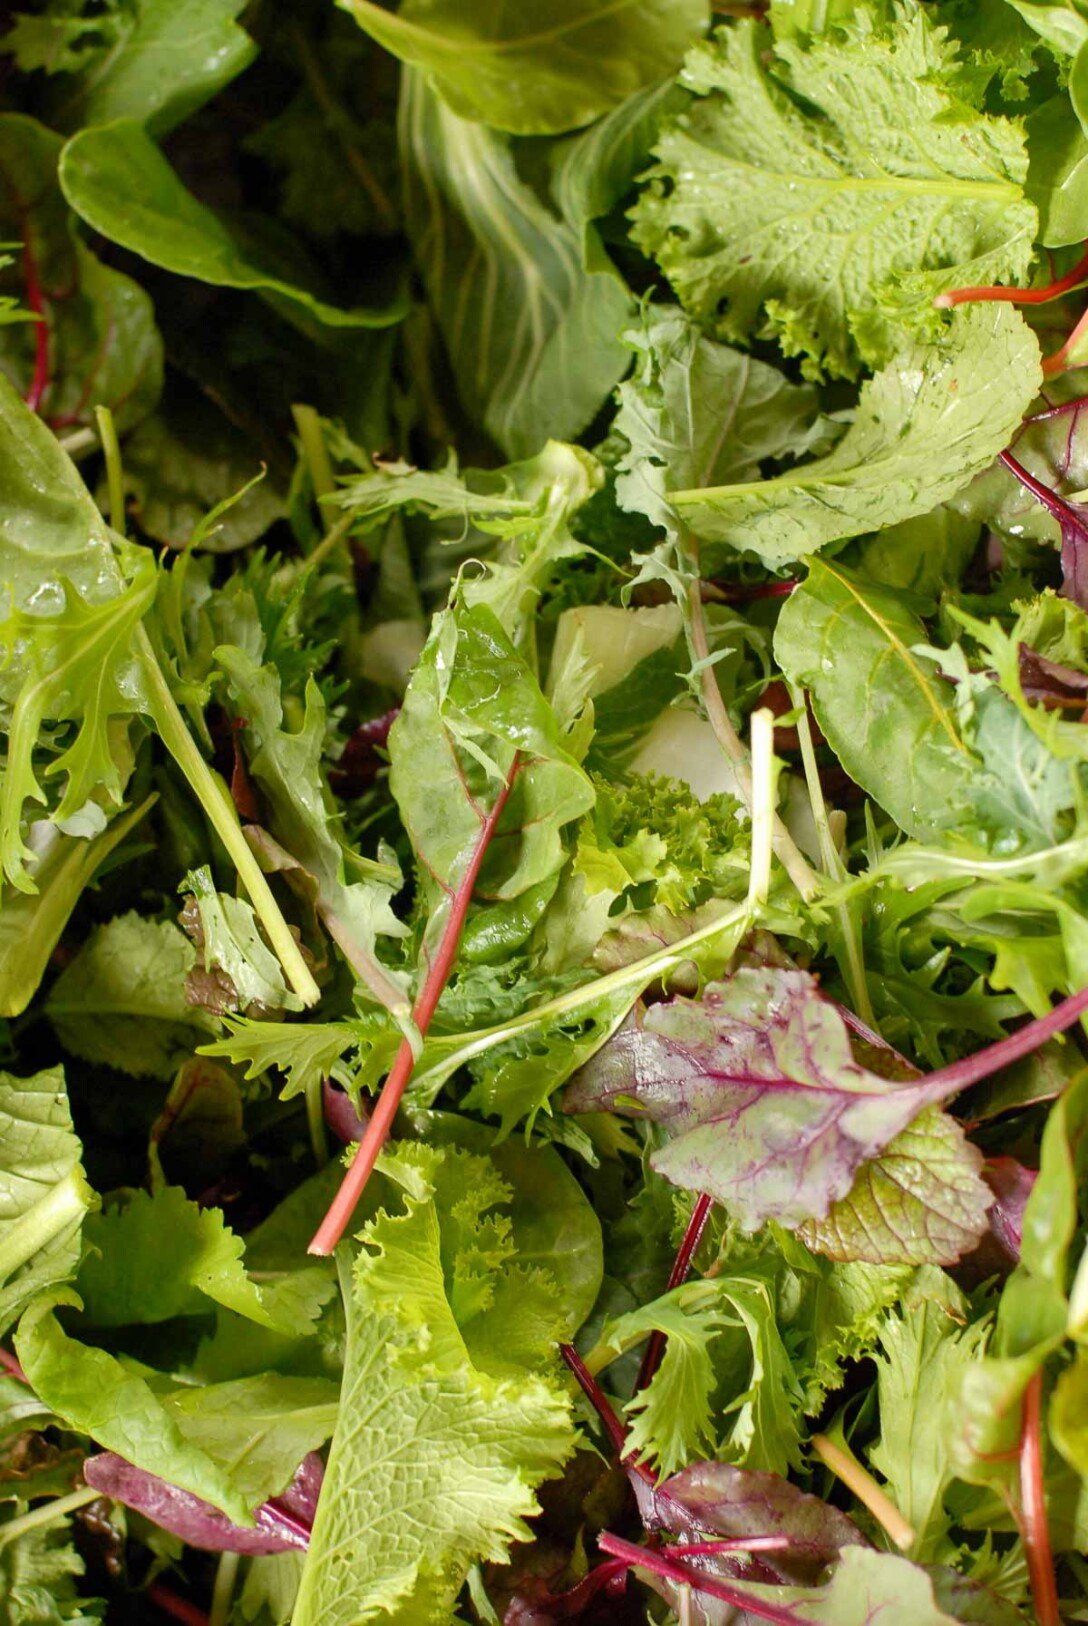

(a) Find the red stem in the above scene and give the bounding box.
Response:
[670,1537,792,1556]
[146,1583,209,1626]
[999,449,1073,525]
[635,1192,714,1394]
[308,755,520,1255]
[559,1343,639,1464]
[1044,304,1088,378]
[1019,1372,1060,1626]
[922,980,1088,1101]
[21,232,49,415]
[598,1531,807,1625]
[713,579,797,604]
[935,242,1088,309]
[0,1347,28,1385]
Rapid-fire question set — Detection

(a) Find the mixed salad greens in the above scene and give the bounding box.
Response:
[8,0,1088,1621]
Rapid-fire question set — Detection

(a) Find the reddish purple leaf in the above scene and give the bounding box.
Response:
[1000,451,1088,609]
[83,1450,322,1554]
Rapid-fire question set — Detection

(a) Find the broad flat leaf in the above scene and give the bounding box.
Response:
[161,1378,338,1508]
[118,378,285,551]
[0,1068,94,1339]
[1052,1348,1088,1474]
[341,0,707,135]
[15,1294,253,1524]
[549,79,682,245]
[388,598,595,951]
[14,0,257,136]
[614,307,822,534]
[83,1449,322,1554]
[672,306,1041,568]
[77,1185,330,1334]
[215,647,409,1017]
[0,797,152,1018]
[292,1144,575,1625]
[46,913,216,1078]
[774,558,984,840]
[0,113,162,433]
[564,966,984,1235]
[868,1301,989,1563]
[58,121,406,334]
[632,12,1036,379]
[798,1108,992,1267]
[400,69,631,459]
[1027,96,1088,246]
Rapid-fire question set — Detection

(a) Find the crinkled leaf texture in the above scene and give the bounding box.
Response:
[293,1143,578,1625]
[343,0,706,135]
[0,1517,100,1625]
[399,69,631,460]
[632,8,1036,379]
[0,1067,95,1339]
[671,306,1041,569]
[564,966,991,1254]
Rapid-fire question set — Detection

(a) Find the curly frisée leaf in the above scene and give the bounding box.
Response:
[632,8,1037,379]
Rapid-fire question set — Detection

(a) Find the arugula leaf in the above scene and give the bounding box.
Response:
[0,113,162,433]
[8,0,256,135]
[293,1145,577,1624]
[46,913,216,1079]
[672,307,1041,567]
[632,10,1037,379]
[341,0,707,135]
[0,1067,95,1340]
[58,121,407,335]
[399,69,631,460]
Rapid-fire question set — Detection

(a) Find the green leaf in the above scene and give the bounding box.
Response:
[549,79,682,245]
[76,1184,330,1334]
[200,1016,380,1104]
[1002,0,1088,57]
[181,865,300,1016]
[0,1519,99,1626]
[340,0,707,135]
[1027,96,1088,247]
[632,12,1037,380]
[388,598,595,933]
[709,1545,961,1625]
[0,797,153,1019]
[0,1068,95,1340]
[14,1294,252,1524]
[798,1108,992,1267]
[399,68,631,460]
[292,1144,576,1625]
[46,913,217,1080]
[613,307,823,535]
[214,647,409,1018]
[19,0,257,137]
[673,306,1041,568]
[869,1299,990,1563]
[160,1374,339,1507]
[58,121,407,335]
[774,557,985,840]
[1052,1347,1088,1474]
[0,113,162,435]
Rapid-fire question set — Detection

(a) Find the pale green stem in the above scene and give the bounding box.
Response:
[0,1167,95,1284]
[94,407,126,535]
[305,1071,329,1168]
[134,625,320,1007]
[791,691,875,1026]
[747,707,775,910]
[209,1551,240,1626]
[812,1432,915,1551]
[300,512,354,576]
[57,427,96,458]
[0,1486,98,1548]
[685,574,819,903]
[292,404,336,503]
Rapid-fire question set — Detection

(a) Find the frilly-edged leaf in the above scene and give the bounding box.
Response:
[673,307,1041,569]
[632,10,1037,379]
[0,1517,99,1625]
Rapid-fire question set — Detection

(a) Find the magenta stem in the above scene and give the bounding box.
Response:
[598,1531,808,1625]
[636,1192,714,1394]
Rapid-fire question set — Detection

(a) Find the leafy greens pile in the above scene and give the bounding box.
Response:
[6,1,1088,1623]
